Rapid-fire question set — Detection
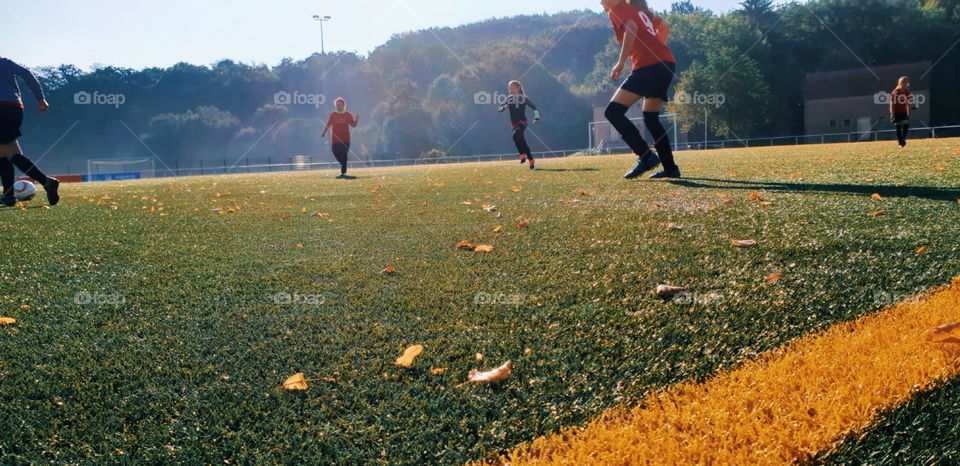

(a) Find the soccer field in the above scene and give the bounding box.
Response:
[1,140,959,464]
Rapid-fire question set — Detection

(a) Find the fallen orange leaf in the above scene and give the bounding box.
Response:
[493,225,504,233]
[765,273,783,283]
[430,367,447,375]
[871,193,884,201]
[0,317,16,325]
[517,222,529,229]
[926,322,960,344]
[748,192,763,201]
[732,239,758,248]
[474,244,494,253]
[395,344,424,368]
[456,241,477,251]
[381,265,398,274]
[916,246,928,254]
[455,361,512,388]
[871,210,889,216]
[511,186,522,193]
[282,373,309,391]
[312,212,331,218]
[577,190,589,196]
[295,243,304,248]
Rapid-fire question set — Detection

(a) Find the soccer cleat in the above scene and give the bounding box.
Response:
[44,178,60,206]
[649,167,682,179]
[623,153,661,179]
[520,154,528,164]
[1,195,15,207]
[529,163,535,170]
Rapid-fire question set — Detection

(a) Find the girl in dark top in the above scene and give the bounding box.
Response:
[0,57,59,206]
[498,80,540,170]
[889,76,913,148]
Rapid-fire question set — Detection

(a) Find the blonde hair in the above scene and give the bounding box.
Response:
[896,76,910,90]
[508,80,524,95]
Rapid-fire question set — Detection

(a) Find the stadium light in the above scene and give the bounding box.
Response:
[312,15,332,55]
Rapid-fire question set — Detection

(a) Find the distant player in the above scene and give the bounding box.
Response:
[320,97,359,178]
[890,76,913,148]
[601,0,680,179]
[0,57,59,206]
[498,80,540,170]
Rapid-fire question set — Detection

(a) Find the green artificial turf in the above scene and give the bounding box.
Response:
[1,139,958,464]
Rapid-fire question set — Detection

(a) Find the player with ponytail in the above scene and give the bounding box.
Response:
[498,80,540,170]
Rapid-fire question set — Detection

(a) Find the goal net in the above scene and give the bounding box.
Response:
[588,113,679,154]
[87,158,157,181]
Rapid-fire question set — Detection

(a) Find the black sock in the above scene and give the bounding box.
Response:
[0,157,14,197]
[341,163,347,175]
[644,111,678,171]
[604,102,653,159]
[10,154,50,185]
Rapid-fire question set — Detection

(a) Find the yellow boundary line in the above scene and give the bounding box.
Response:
[486,278,960,465]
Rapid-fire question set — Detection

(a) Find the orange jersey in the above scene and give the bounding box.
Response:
[608,3,675,69]
[325,111,356,144]
[890,88,912,114]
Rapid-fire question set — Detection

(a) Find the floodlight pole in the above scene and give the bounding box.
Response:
[313,15,332,98]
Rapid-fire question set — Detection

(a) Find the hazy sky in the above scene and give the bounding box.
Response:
[3,0,788,70]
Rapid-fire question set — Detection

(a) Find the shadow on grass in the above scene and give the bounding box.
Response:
[667,178,960,202]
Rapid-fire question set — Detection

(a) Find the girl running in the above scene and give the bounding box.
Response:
[0,57,59,206]
[890,76,912,148]
[601,0,680,179]
[320,97,359,178]
[498,80,540,170]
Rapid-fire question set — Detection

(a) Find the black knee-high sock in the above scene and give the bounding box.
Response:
[604,102,652,159]
[10,154,49,185]
[643,111,678,171]
[0,158,14,197]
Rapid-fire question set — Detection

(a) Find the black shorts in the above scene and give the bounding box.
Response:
[619,62,676,101]
[0,105,24,144]
[332,142,351,160]
[892,113,910,124]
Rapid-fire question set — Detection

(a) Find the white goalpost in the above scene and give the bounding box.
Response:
[86,158,157,181]
[588,113,679,153]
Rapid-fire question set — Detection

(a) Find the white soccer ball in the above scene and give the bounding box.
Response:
[13,180,37,202]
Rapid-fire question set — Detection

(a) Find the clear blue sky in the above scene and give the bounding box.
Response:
[3,0,785,70]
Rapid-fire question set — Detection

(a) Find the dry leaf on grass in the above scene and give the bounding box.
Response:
[871,193,885,201]
[667,223,683,231]
[926,322,960,344]
[765,273,783,283]
[395,345,424,367]
[381,266,398,274]
[282,373,309,391]
[493,225,504,233]
[656,285,687,300]
[511,186,522,193]
[312,212,331,218]
[577,190,590,196]
[456,241,477,251]
[474,244,494,253]
[916,246,928,254]
[295,243,304,248]
[517,221,529,229]
[0,317,16,325]
[748,192,763,201]
[871,210,889,217]
[430,367,447,375]
[455,361,512,388]
[558,199,579,204]
[483,205,497,212]
[732,239,758,248]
